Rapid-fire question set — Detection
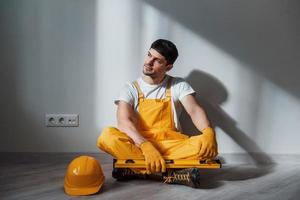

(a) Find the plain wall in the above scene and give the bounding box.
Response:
[0,0,98,152]
[0,0,300,157]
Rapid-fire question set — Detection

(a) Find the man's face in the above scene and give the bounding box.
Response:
[143,48,173,78]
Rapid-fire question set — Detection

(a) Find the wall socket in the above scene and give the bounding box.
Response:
[45,114,79,127]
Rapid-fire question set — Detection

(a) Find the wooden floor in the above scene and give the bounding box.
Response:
[1,153,300,200]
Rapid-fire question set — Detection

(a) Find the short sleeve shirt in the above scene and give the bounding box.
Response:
[115,75,195,131]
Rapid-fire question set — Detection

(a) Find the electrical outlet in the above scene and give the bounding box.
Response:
[45,114,79,127]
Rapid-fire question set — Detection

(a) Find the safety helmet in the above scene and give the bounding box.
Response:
[64,155,105,196]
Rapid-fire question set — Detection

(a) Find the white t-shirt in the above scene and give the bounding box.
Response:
[114,75,195,131]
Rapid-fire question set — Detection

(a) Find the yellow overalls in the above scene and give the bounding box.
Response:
[97,77,203,160]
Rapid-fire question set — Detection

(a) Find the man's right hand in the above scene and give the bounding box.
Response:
[140,141,166,174]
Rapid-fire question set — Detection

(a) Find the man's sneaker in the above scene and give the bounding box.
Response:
[112,168,148,180]
[163,168,201,188]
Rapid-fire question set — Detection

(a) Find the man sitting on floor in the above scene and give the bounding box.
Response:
[97,39,218,187]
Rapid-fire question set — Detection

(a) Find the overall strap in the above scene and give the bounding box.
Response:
[165,76,173,98]
[132,81,144,101]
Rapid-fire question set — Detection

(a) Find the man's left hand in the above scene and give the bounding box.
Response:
[199,127,218,159]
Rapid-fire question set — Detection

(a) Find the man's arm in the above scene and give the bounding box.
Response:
[181,94,218,159]
[180,94,210,131]
[117,101,146,147]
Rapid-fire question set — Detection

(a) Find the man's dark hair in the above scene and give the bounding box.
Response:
[150,39,178,64]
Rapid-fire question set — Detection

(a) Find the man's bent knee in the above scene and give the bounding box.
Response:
[97,126,131,151]
[97,126,119,150]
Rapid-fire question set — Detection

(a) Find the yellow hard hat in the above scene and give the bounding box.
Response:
[64,156,105,196]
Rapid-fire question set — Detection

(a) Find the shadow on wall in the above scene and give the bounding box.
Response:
[0,1,59,151]
[0,0,98,152]
[143,0,300,99]
[0,1,33,151]
[180,70,273,166]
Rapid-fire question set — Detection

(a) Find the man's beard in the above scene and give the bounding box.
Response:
[143,65,156,77]
[143,69,156,77]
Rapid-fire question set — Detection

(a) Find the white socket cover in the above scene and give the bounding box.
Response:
[45,114,79,127]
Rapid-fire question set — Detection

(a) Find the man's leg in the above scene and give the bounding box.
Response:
[97,127,148,179]
[97,127,144,159]
[150,131,215,188]
[153,135,204,160]
[98,128,210,187]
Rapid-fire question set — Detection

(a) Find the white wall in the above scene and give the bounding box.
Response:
[0,0,98,152]
[1,0,300,156]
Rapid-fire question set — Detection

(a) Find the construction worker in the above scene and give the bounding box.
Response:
[97,39,218,187]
